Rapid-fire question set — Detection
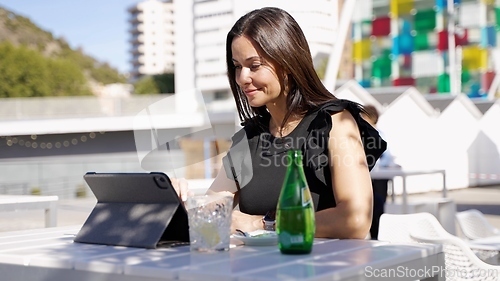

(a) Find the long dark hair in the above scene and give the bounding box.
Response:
[226,7,337,128]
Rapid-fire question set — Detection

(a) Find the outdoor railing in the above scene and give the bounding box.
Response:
[0,95,175,121]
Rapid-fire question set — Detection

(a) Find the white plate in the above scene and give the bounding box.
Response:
[232,230,278,246]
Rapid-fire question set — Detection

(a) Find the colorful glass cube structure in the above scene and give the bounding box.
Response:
[351,0,498,97]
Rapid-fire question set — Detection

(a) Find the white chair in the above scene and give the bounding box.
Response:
[378,212,452,243]
[456,209,500,240]
[410,234,500,281]
[380,212,500,280]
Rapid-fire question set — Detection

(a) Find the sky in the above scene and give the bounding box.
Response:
[0,0,141,74]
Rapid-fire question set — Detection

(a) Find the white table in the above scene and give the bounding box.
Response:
[370,168,447,213]
[0,195,58,227]
[0,226,444,281]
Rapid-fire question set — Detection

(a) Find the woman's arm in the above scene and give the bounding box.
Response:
[315,110,373,239]
[206,165,263,233]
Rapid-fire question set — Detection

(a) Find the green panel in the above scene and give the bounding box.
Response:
[461,69,470,84]
[371,64,392,79]
[414,9,436,32]
[496,8,500,28]
[371,51,392,79]
[437,73,450,93]
[414,32,429,51]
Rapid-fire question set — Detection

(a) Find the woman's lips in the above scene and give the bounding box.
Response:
[245,89,258,96]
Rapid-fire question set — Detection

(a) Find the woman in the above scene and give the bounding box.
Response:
[177,7,386,239]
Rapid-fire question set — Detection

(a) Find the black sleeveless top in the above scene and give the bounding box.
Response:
[222,99,386,215]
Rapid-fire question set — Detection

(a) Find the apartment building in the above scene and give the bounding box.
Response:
[129,0,341,99]
[189,0,340,101]
[128,0,175,81]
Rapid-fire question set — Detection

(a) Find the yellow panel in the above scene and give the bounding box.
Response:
[390,0,414,17]
[353,39,371,63]
[480,0,494,5]
[462,47,488,71]
[480,49,488,71]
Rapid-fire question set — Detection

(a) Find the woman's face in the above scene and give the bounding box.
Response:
[231,36,286,108]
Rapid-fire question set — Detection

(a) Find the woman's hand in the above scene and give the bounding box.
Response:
[230,210,263,234]
[170,177,193,202]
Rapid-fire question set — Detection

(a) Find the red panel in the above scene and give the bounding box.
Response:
[402,54,412,69]
[437,30,448,51]
[437,30,467,50]
[393,77,415,86]
[455,29,468,46]
[372,16,391,37]
[482,71,496,91]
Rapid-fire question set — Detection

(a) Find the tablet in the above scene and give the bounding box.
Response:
[74,172,189,249]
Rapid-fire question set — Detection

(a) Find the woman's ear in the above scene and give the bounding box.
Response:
[281,73,290,95]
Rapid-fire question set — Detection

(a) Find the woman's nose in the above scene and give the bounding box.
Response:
[236,68,251,86]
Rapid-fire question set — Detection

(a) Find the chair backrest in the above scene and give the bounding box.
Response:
[456,209,500,240]
[410,234,500,281]
[378,212,452,243]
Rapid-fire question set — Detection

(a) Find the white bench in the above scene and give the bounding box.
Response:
[0,195,58,227]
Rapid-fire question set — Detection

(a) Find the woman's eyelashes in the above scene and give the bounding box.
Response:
[233,62,262,71]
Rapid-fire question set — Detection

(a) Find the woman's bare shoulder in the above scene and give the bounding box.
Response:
[329,109,359,136]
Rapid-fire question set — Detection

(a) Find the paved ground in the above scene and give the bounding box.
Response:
[1,185,500,236]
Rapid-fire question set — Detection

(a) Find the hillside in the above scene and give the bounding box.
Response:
[0,7,127,96]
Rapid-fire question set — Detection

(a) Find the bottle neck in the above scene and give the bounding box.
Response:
[288,150,303,168]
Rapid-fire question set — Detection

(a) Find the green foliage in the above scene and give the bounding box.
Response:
[134,76,160,94]
[57,47,127,84]
[89,62,127,84]
[30,187,41,195]
[47,58,92,96]
[315,58,328,80]
[134,73,175,94]
[0,7,128,96]
[0,42,50,97]
[0,42,91,97]
[59,47,94,69]
[153,73,175,93]
[75,184,87,198]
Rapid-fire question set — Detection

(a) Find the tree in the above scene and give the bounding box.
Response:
[315,57,328,80]
[133,73,175,95]
[134,75,160,94]
[47,58,92,96]
[0,42,51,97]
[153,73,175,94]
[89,62,127,85]
[0,7,127,92]
[0,42,92,97]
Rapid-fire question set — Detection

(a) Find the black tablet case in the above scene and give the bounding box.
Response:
[74,172,189,249]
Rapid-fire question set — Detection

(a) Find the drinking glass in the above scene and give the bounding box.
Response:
[186,194,233,252]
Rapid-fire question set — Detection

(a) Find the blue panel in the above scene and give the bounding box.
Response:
[467,82,481,98]
[399,34,414,55]
[480,26,496,47]
[401,20,412,35]
[392,37,400,56]
[358,80,371,88]
[436,0,460,11]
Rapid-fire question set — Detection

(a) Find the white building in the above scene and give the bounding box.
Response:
[173,0,341,102]
[128,0,175,81]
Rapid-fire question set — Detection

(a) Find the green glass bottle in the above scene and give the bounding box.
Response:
[276,150,315,254]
